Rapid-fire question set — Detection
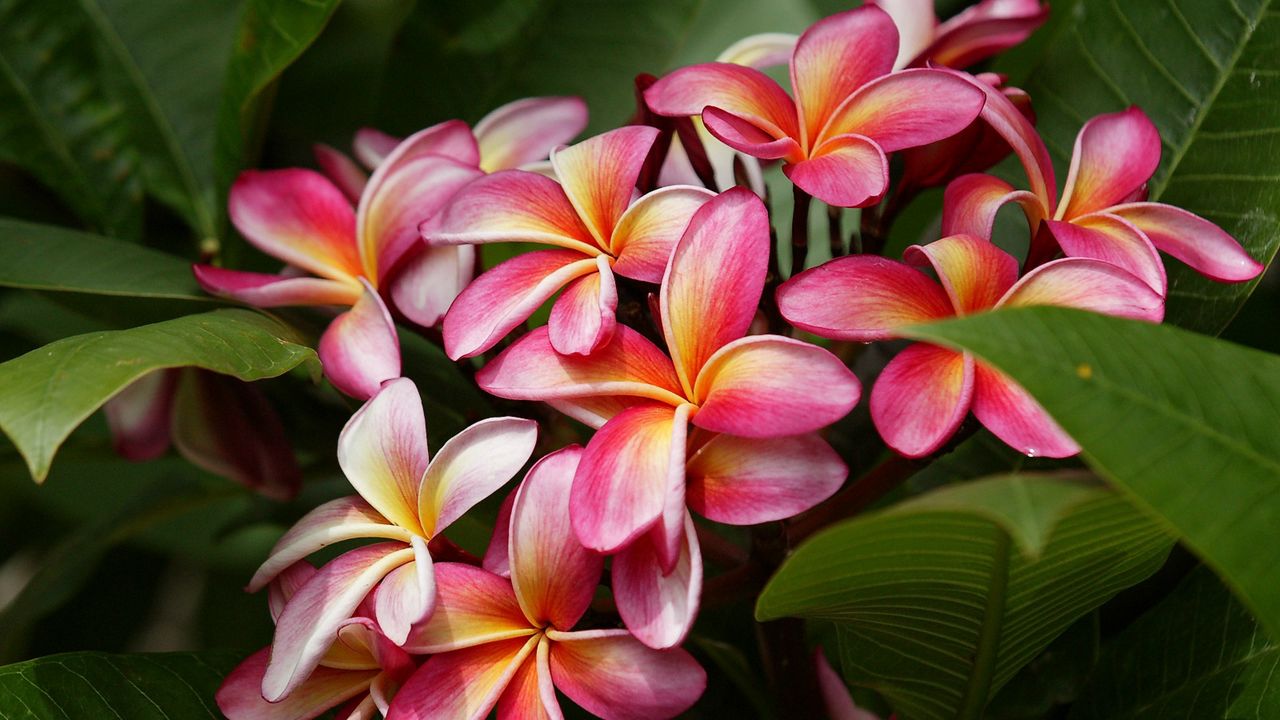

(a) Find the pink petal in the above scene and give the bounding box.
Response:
[778,255,953,341]
[998,257,1166,322]
[644,62,800,144]
[784,134,890,208]
[496,640,563,720]
[548,629,707,720]
[1046,215,1166,293]
[972,362,1079,458]
[715,32,799,68]
[661,187,770,394]
[442,249,598,359]
[475,96,589,172]
[869,0,938,68]
[870,343,975,458]
[571,403,690,554]
[104,370,177,461]
[692,335,860,437]
[1109,202,1264,282]
[477,326,686,406]
[551,126,658,248]
[318,281,401,401]
[1059,107,1161,221]
[922,0,1049,69]
[790,5,898,149]
[359,121,480,170]
[818,69,986,153]
[218,647,378,720]
[228,169,363,281]
[264,542,415,702]
[386,636,539,720]
[402,563,535,654]
[904,234,1019,315]
[314,144,369,203]
[353,128,400,169]
[613,515,702,649]
[547,396,651,430]
[509,446,604,630]
[337,377,431,536]
[702,106,804,160]
[547,256,618,356]
[686,433,847,524]
[814,648,882,720]
[958,72,1057,210]
[388,243,475,328]
[374,537,436,646]
[483,489,517,577]
[268,562,318,623]
[611,185,715,283]
[419,416,538,536]
[192,265,362,307]
[422,169,598,254]
[941,172,1043,239]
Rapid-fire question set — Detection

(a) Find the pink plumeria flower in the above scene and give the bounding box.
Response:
[218,563,418,720]
[476,188,859,643]
[423,125,715,358]
[779,234,1165,458]
[644,5,986,207]
[105,369,301,500]
[244,378,537,703]
[815,648,887,720]
[871,0,1049,70]
[387,446,706,720]
[945,98,1264,293]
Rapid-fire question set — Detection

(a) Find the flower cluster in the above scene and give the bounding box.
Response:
[205,3,1261,718]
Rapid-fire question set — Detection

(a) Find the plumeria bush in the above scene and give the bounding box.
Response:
[1,0,1279,718]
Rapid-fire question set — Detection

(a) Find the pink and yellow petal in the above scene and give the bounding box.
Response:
[314,144,368,203]
[870,343,975,458]
[701,106,804,161]
[318,282,401,401]
[496,640,563,720]
[217,647,378,720]
[644,62,799,142]
[785,134,890,208]
[422,170,598,254]
[610,185,715,282]
[1109,202,1264,282]
[388,243,475,328]
[998,257,1166,322]
[353,128,401,169]
[548,629,707,720]
[818,69,985,153]
[923,0,1049,69]
[386,636,539,720]
[373,538,436,646]
[686,433,847,524]
[551,126,659,248]
[868,0,938,68]
[961,74,1057,210]
[904,234,1019,315]
[941,172,1044,239]
[1046,215,1166,293]
[419,416,538,536]
[547,256,618,356]
[476,96,589,173]
[401,563,536,654]
[192,265,362,307]
[1058,107,1161,221]
[336,377,431,535]
[547,396,652,430]
[972,362,1079,458]
[613,516,702,650]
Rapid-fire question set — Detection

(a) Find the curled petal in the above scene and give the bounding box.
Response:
[268,562,318,624]
[973,362,1079,458]
[402,563,535,654]
[548,256,618,356]
[923,0,1049,69]
[1046,216,1166,293]
[496,639,562,720]
[702,106,803,160]
[475,96,589,172]
[548,629,707,720]
[819,69,986,153]
[869,0,937,68]
[423,170,598,255]
[693,335,861,437]
[374,537,436,646]
[777,255,953,341]
[353,128,401,169]
[228,169,362,281]
[217,647,377,720]
[611,185,715,282]
[645,62,799,142]
[941,172,1043,239]
[870,343,975,458]
[552,126,659,247]
[389,243,475,328]
[784,134,889,208]
[193,265,362,307]
[419,416,538,536]
[715,32,798,67]
[998,257,1166,322]
[387,636,538,720]
[904,234,1019,315]
[314,144,368,203]
[483,489,517,578]
[686,433,847,524]
[1109,202,1265,282]
[613,516,702,649]
[959,73,1056,210]
[104,370,177,461]
[318,281,401,401]
[358,121,480,171]
[1058,107,1161,221]
[337,378,430,536]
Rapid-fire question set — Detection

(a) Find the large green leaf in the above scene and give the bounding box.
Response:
[0,219,209,300]
[906,306,1280,638]
[0,309,315,482]
[756,474,1171,720]
[0,651,240,719]
[1022,0,1280,333]
[1070,567,1280,719]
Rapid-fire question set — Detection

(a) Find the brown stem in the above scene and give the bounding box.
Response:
[859,201,887,256]
[750,522,824,719]
[791,186,812,275]
[827,204,844,259]
[696,523,748,567]
[787,454,921,543]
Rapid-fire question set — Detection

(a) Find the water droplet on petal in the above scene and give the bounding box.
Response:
[1025,448,1039,458]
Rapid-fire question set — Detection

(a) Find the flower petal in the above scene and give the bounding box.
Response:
[218,647,378,720]
[547,256,618,356]
[423,169,598,255]
[318,281,401,401]
[1045,215,1166,293]
[940,172,1043,239]
[264,543,415,702]
[923,0,1049,69]
[785,134,889,208]
[611,185,715,282]
[509,446,604,630]
[1058,107,1161,221]
[314,144,368,203]
[870,343,975,458]
[973,362,1079,458]
[551,126,658,248]
[644,62,799,143]
[661,187,770,394]
[1109,202,1264,282]
[613,515,702,650]
[483,489,517,578]
[374,537,436,646]
[548,629,707,720]
[475,96,589,173]
[686,433,847,524]
[692,335,860,437]
[389,243,475,328]
[904,234,1019,315]
[998,257,1166,322]
[547,396,651,430]
[268,562,318,623]
[477,326,686,406]
[790,5,898,149]
[701,106,804,160]
[104,370,177,461]
[571,403,690,554]
[192,265,362,307]
[419,416,538,536]
[496,640,563,720]
[818,69,986,153]
[228,169,362,281]
[386,636,538,720]
[353,128,401,169]
[716,32,798,67]
[814,647,882,720]
[959,72,1056,210]
[777,255,953,340]
[869,0,938,68]
[337,378,431,536]
[402,563,535,654]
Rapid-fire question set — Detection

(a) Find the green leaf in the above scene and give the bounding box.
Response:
[0,651,241,719]
[0,218,210,300]
[0,309,315,482]
[1070,567,1280,719]
[757,474,1171,720]
[905,306,1280,639]
[1022,0,1280,333]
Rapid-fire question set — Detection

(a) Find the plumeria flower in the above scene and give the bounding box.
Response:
[644,5,986,207]
[870,0,1049,70]
[386,445,706,720]
[945,98,1264,293]
[423,125,715,358]
[815,648,887,720]
[195,123,486,398]
[778,234,1164,458]
[476,188,859,645]
[218,563,417,720]
[105,369,300,500]
[244,378,537,703]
